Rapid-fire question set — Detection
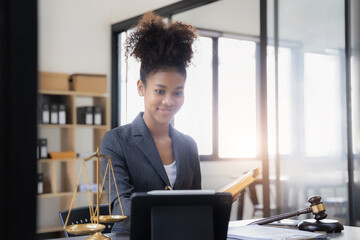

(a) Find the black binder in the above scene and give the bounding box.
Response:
[130,190,232,240]
[58,104,66,124]
[93,106,102,125]
[39,138,48,159]
[41,104,50,124]
[77,106,93,125]
[50,104,58,124]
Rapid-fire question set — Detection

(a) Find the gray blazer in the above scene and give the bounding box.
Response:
[100,112,201,232]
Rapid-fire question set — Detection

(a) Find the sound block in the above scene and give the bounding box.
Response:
[298,219,344,233]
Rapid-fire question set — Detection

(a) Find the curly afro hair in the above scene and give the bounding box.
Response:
[125,11,198,84]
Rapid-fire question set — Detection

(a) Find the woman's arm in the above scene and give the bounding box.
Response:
[189,137,202,189]
[100,130,133,231]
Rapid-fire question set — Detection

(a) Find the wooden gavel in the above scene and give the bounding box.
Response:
[249,195,327,225]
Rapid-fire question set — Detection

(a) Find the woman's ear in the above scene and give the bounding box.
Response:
[137,80,145,96]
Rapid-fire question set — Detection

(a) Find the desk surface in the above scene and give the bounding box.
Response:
[50,221,360,240]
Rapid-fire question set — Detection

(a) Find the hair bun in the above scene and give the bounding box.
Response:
[125,11,198,69]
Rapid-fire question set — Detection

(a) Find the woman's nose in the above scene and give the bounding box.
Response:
[162,94,175,106]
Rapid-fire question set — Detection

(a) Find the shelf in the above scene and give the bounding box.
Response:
[38,157,97,163]
[38,191,98,198]
[39,89,109,98]
[75,92,109,97]
[38,192,74,197]
[38,124,109,129]
[38,158,79,163]
[38,89,73,96]
[76,124,109,129]
[37,226,64,234]
[38,124,75,128]
[37,75,110,235]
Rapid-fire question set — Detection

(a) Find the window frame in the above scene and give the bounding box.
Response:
[195,30,261,161]
[116,27,262,161]
[110,0,219,129]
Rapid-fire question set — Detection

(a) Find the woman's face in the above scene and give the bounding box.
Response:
[138,69,185,126]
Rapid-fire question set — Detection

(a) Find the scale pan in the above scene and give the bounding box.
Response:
[64,223,105,235]
[92,215,128,223]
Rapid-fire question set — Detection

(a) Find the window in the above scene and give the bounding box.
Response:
[174,37,213,155]
[218,38,257,158]
[267,46,293,155]
[303,52,344,157]
[119,31,259,160]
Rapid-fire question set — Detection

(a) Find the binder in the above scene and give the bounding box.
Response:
[39,138,48,159]
[41,104,50,124]
[36,139,40,159]
[58,104,66,124]
[93,106,102,125]
[50,104,58,124]
[37,173,44,194]
[77,106,93,125]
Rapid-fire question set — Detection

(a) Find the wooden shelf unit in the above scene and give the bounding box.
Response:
[37,87,110,234]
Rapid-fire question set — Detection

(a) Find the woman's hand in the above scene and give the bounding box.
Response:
[232,192,241,203]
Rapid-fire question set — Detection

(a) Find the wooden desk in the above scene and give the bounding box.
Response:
[48,223,360,240]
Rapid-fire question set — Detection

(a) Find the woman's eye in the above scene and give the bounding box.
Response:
[155,89,165,95]
[174,92,183,96]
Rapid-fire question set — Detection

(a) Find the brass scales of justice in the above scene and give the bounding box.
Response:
[63,148,127,239]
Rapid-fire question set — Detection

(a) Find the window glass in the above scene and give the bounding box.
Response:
[119,30,143,125]
[120,33,259,158]
[275,0,348,223]
[267,46,293,155]
[304,52,343,157]
[174,37,213,155]
[267,45,276,156]
[218,38,257,158]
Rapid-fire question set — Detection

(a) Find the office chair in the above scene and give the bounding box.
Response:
[58,204,114,237]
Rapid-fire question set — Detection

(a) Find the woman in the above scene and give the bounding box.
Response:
[100,11,201,232]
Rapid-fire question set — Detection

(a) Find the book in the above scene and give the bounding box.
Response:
[227,225,326,240]
[49,151,76,159]
[218,168,260,196]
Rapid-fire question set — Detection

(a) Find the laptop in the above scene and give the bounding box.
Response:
[130,190,232,240]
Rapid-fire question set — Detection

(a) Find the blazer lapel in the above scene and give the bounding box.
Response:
[170,124,186,189]
[132,113,170,186]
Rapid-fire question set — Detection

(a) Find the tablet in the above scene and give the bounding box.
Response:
[130,190,232,240]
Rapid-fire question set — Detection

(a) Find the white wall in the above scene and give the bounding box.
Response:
[38,0,179,75]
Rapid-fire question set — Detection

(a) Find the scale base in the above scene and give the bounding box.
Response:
[86,232,111,240]
[298,219,344,233]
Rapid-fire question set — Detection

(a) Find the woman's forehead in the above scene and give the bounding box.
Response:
[147,70,185,86]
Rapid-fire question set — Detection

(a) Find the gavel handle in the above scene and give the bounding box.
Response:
[248,208,312,225]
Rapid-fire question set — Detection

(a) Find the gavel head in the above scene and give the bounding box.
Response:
[308,195,327,221]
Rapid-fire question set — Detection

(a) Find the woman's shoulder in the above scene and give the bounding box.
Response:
[103,122,133,141]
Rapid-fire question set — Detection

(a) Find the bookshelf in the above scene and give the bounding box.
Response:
[37,86,110,234]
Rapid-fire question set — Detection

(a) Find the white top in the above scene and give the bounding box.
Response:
[164,160,177,187]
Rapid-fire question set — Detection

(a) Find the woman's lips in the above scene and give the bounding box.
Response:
[158,108,174,114]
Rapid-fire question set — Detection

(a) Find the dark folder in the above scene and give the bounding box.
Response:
[77,106,93,125]
[58,104,66,124]
[93,106,102,125]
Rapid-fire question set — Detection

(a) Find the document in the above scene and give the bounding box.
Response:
[227,225,326,240]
